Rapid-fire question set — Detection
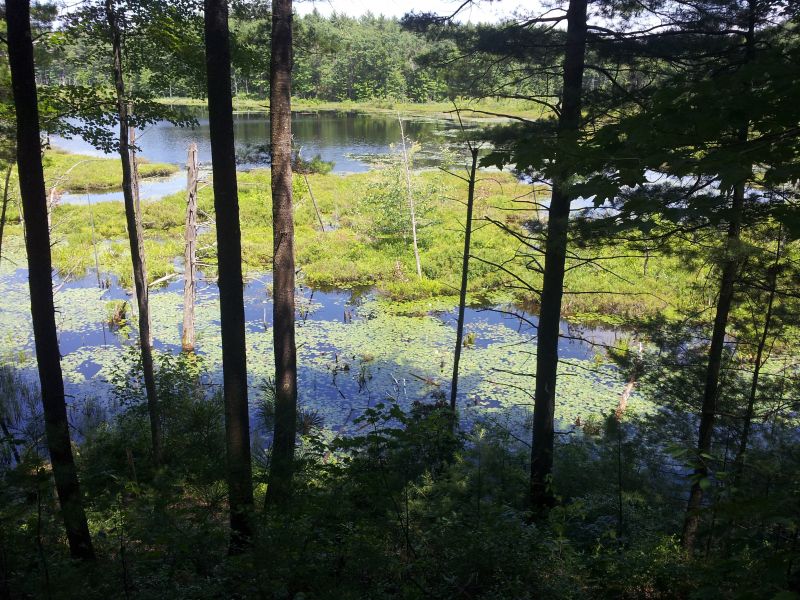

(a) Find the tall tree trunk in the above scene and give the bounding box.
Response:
[681,186,744,552]
[204,0,254,552]
[398,118,422,278]
[450,147,479,412]
[266,0,298,509]
[105,0,163,465]
[529,0,588,512]
[6,0,95,560]
[681,12,755,552]
[182,143,199,353]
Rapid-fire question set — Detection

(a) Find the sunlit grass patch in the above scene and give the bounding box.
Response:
[42,149,179,192]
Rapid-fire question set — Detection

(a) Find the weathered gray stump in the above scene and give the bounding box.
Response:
[182,143,198,352]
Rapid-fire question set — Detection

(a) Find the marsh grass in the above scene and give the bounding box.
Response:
[158,95,554,121]
[28,164,697,319]
[42,149,179,192]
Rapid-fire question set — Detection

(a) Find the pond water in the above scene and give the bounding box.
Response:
[50,110,467,203]
[58,171,187,205]
[0,259,644,440]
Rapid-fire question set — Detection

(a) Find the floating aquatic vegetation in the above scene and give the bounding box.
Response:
[0,267,649,436]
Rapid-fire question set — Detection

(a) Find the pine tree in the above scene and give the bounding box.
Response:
[265,0,298,509]
[6,0,95,560]
[204,0,254,551]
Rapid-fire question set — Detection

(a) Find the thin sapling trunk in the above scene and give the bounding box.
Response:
[105,0,163,464]
[450,147,479,413]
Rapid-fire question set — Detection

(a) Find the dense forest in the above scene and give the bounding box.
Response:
[38,7,543,103]
[1,0,800,598]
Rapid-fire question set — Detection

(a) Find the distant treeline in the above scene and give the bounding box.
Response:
[38,10,563,103]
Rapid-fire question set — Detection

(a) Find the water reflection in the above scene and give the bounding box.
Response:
[49,110,461,174]
[58,172,186,205]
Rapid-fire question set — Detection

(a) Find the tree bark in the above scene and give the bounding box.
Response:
[105,0,163,466]
[529,0,588,512]
[681,11,755,552]
[204,0,254,552]
[6,0,95,560]
[266,0,298,509]
[182,143,199,352]
[681,185,744,552]
[450,147,479,412]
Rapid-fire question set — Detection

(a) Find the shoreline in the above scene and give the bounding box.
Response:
[156,96,549,122]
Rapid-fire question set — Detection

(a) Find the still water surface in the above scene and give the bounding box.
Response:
[53,110,465,204]
[52,110,461,173]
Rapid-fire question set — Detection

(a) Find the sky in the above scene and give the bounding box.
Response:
[294,0,530,23]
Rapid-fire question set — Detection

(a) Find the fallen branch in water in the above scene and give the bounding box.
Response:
[148,272,180,288]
